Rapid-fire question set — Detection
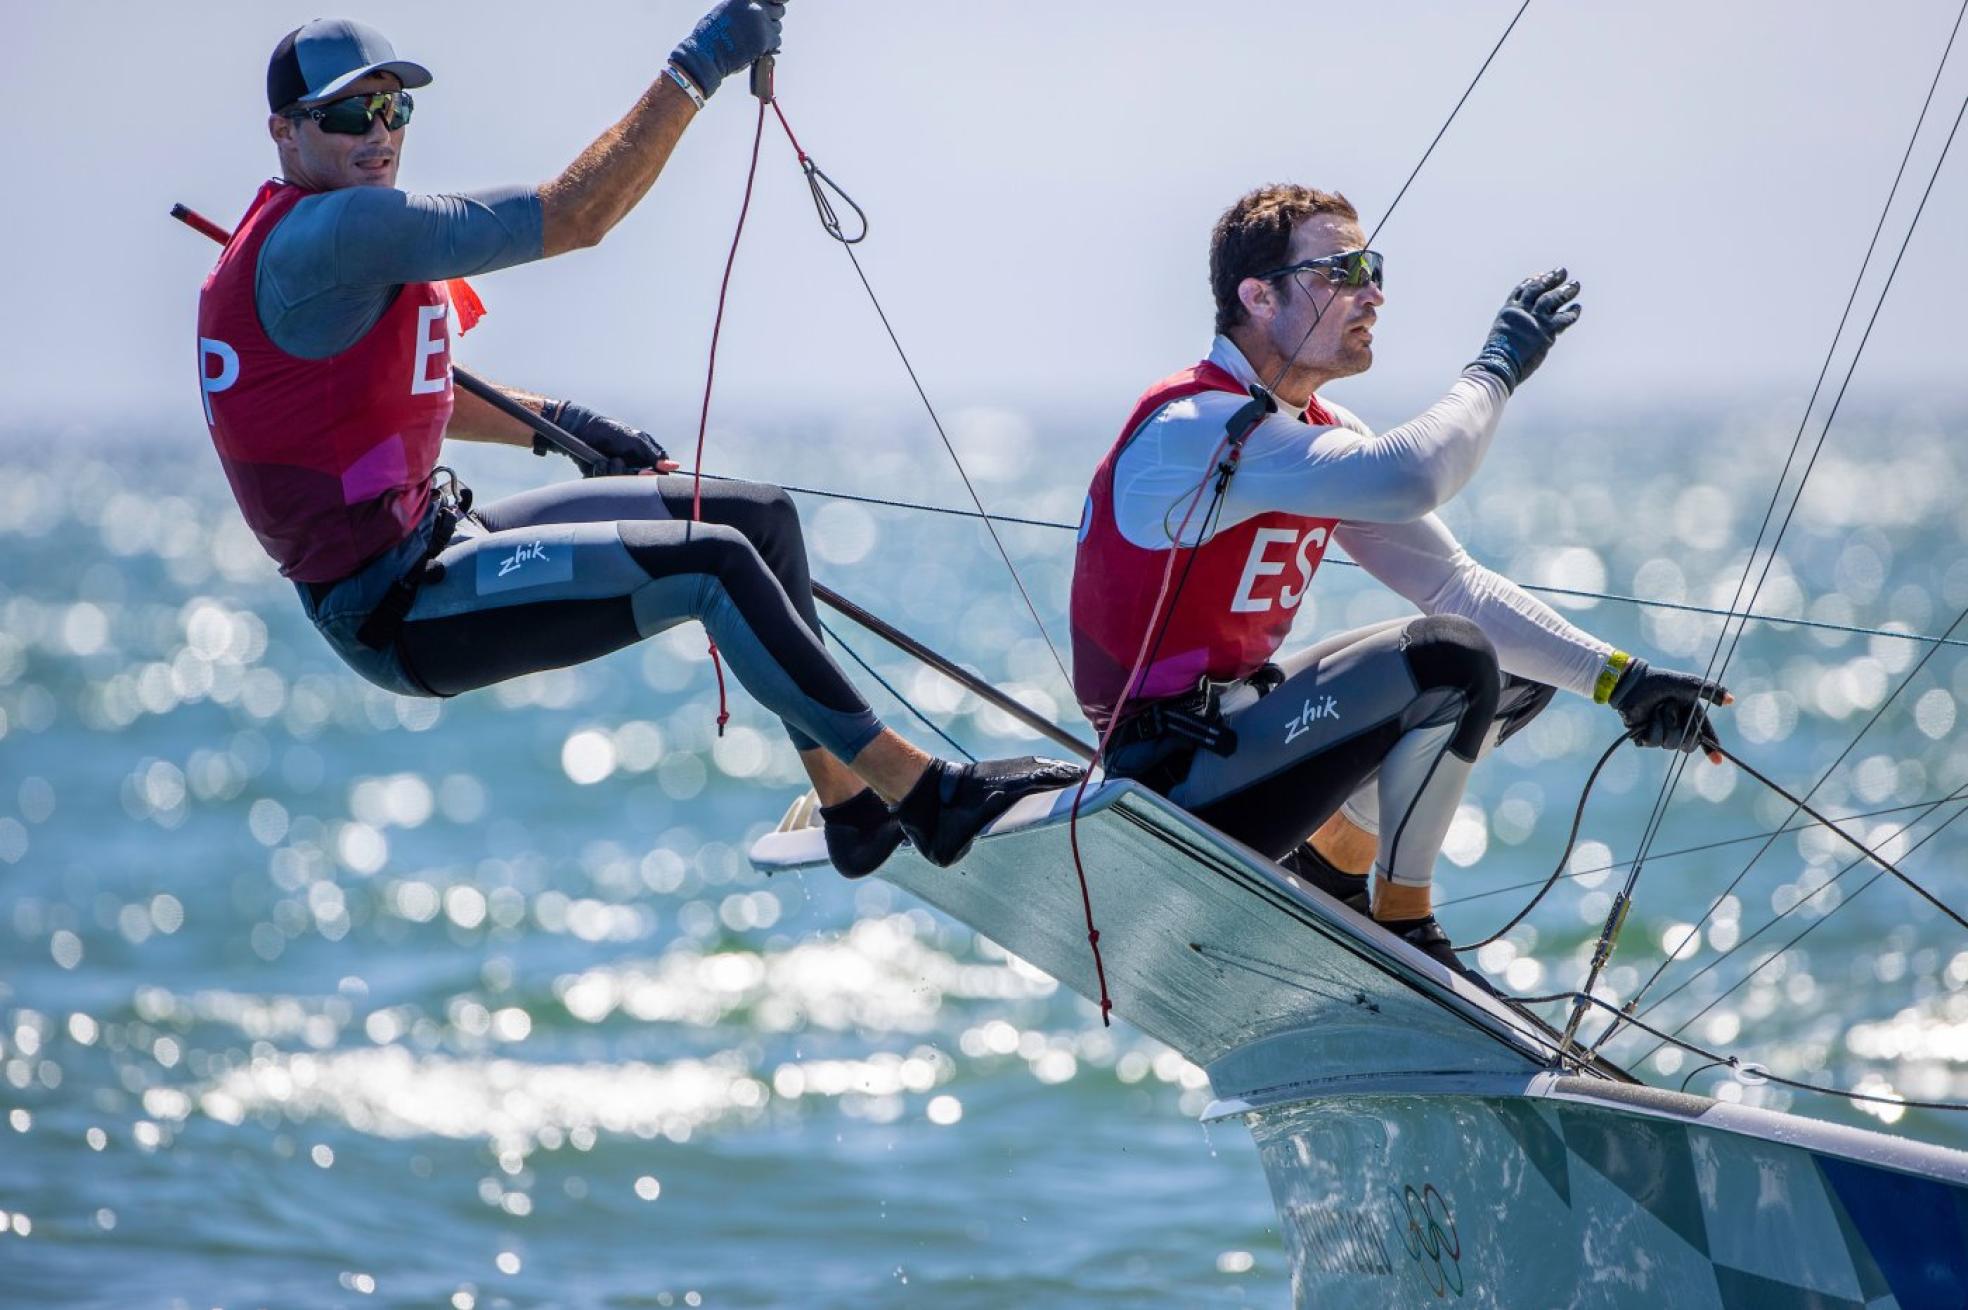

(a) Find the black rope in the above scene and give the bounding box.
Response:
[1458,731,1633,950]
[818,616,975,762]
[1715,745,1968,931]
[1678,1059,1728,1094]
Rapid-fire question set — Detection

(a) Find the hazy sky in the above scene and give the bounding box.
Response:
[8,1,1967,438]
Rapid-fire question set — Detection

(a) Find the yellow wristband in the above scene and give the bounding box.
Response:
[1594,649,1633,705]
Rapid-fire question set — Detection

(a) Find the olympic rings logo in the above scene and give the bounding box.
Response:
[1395,1182,1463,1298]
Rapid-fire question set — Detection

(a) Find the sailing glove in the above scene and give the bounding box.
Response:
[536,401,671,477]
[1468,268,1582,393]
[1609,657,1728,758]
[671,0,785,100]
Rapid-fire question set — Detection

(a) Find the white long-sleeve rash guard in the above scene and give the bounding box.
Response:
[1109,336,1611,699]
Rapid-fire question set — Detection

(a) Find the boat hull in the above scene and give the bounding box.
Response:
[1242,1080,1968,1309]
[752,782,1968,1307]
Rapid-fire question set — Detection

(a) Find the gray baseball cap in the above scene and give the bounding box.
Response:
[266,18,432,111]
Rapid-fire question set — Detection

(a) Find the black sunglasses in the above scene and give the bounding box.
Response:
[285,89,415,135]
[1255,249,1385,290]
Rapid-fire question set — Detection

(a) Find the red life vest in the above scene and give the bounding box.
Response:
[1070,360,1340,729]
[196,180,455,583]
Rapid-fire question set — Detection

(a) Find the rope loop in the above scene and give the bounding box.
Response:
[802,158,868,244]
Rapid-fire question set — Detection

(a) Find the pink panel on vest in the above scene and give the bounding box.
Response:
[1139,648,1211,702]
[340,433,408,505]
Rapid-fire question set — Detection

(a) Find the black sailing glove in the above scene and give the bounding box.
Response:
[536,400,671,477]
[1468,268,1583,393]
[670,0,785,100]
[1608,657,1729,758]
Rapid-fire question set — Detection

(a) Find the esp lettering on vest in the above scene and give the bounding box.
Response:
[410,304,451,396]
[199,337,239,423]
[1230,525,1330,613]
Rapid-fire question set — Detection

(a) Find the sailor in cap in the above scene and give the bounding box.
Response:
[194,7,1080,876]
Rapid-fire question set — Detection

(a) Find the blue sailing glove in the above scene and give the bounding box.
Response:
[1469,268,1582,392]
[670,0,785,100]
[1609,657,1729,759]
[536,400,671,477]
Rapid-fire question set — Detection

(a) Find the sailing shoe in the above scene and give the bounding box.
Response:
[1377,915,1500,996]
[1280,844,1371,916]
[820,789,906,879]
[893,756,1085,867]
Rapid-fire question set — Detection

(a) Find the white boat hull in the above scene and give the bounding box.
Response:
[751,780,1968,1308]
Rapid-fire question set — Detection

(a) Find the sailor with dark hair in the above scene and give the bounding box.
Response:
[194,9,1080,876]
[1070,183,1730,975]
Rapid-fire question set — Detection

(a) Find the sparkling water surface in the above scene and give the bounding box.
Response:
[5,399,1968,1308]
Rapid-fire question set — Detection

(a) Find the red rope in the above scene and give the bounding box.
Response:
[691,98,771,735]
[1067,428,1247,1025]
[768,99,810,164]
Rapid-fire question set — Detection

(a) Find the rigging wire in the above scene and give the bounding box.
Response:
[1626,785,1968,1062]
[1187,941,1968,1113]
[1515,989,1968,1113]
[1433,792,1968,910]
[760,99,1075,694]
[1616,0,1968,901]
[688,467,1968,650]
[817,616,976,761]
[1365,0,1532,248]
[1637,806,1968,1077]
[1590,87,1968,1052]
[1567,19,1968,1051]
[1601,604,1968,1047]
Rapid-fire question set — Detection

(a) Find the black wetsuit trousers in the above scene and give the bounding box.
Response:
[389,476,881,759]
[1142,615,1553,886]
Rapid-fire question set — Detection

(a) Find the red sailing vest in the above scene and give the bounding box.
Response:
[1071,361,1340,729]
[196,180,455,583]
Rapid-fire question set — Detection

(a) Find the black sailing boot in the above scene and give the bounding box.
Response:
[1377,914,1500,997]
[892,757,1085,867]
[819,789,906,879]
[1280,843,1371,916]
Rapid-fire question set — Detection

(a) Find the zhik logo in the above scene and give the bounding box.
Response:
[498,541,550,578]
[1284,694,1340,743]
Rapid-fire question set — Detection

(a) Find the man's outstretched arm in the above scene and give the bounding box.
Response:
[1337,514,1731,761]
[542,0,782,253]
[258,1,783,357]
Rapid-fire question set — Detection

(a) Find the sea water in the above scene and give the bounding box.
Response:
[4,397,1968,1307]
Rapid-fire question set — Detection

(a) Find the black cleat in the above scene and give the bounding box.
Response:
[893,756,1085,867]
[1377,915,1499,995]
[820,788,906,879]
[1280,843,1371,916]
